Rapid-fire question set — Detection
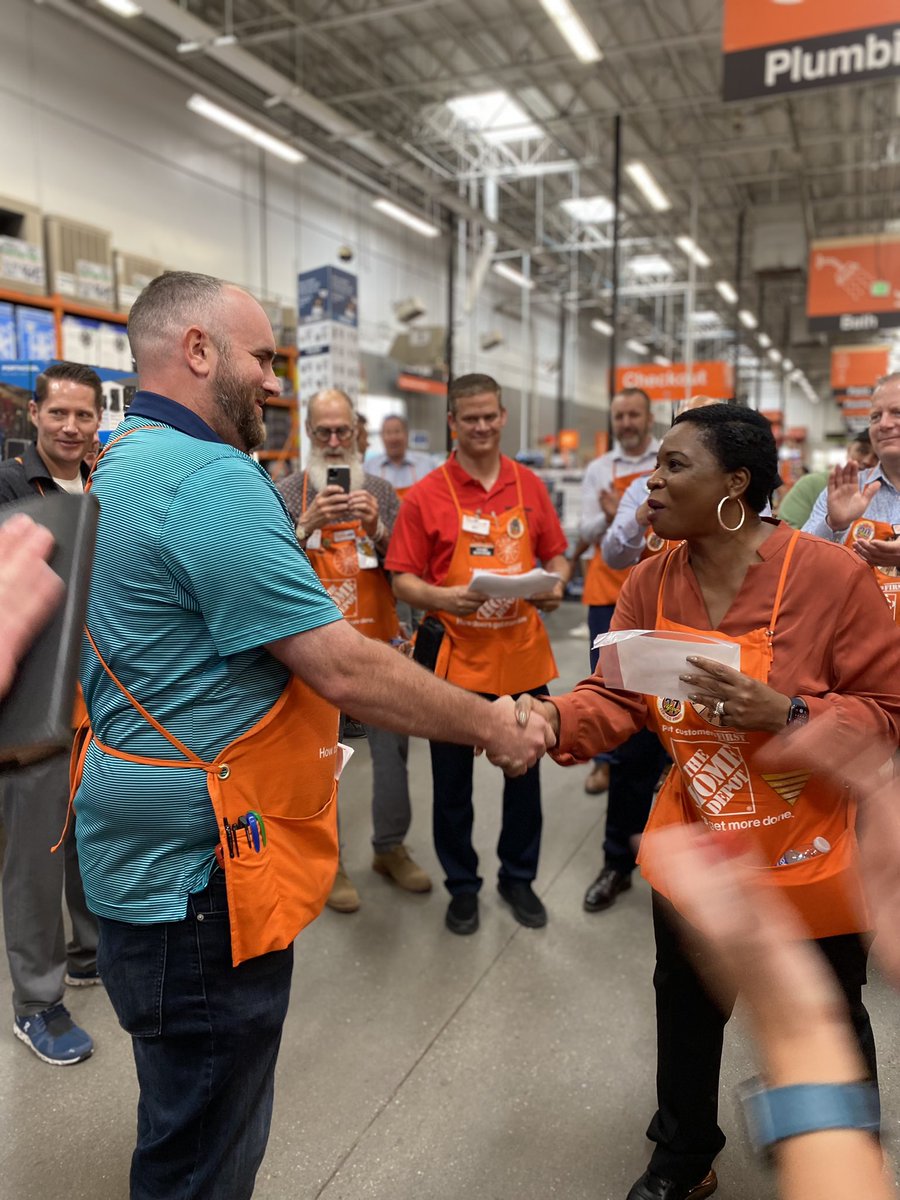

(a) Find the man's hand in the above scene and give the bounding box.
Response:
[634,498,652,530]
[529,580,565,613]
[825,462,881,532]
[483,695,555,776]
[347,489,380,538]
[599,486,620,521]
[0,514,65,699]
[440,585,489,617]
[301,484,351,533]
[852,537,900,570]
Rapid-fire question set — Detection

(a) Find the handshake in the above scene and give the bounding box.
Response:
[479,693,561,777]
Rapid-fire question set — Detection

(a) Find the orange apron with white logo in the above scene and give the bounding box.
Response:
[845,517,900,626]
[63,427,340,966]
[301,474,399,642]
[582,468,652,605]
[428,463,557,696]
[639,533,867,939]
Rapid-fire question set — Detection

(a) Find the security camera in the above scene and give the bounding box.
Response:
[337,245,354,262]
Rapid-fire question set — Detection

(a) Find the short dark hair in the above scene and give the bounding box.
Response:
[34,361,103,411]
[612,387,651,412]
[673,403,780,513]
[849,430,872,449]
[448,373,502,416]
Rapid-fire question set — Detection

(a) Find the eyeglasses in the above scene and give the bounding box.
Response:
[310,425,355,444]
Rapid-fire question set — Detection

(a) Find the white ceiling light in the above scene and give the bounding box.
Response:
[212,33,238,47]
[177,39,202,52]
[690,310,722,326]
[187,94,305,164]
[561,195,614,223]
[372,198,441,238]
[783,358,794,372]
[492,262,535,289]
[446,92,542,143]
[767,348,782,363]
[538,0,603,63]
[738,309,758,329]
[627,254,674,278]
[715,280,738,304]
[676,236,712,269]
[625,338,649,355]
[97,0,142,16]
[591,318,613,336]
[624,161,671,212]
[653,355,672,366]
[757,332,772,348]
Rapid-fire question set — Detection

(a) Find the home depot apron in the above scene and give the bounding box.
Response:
[845,517,900,625]
[63,426,341,967]
[301,475,399,642]
[640,533,867,939]
[428,463,557,697]
[582,468,652,605]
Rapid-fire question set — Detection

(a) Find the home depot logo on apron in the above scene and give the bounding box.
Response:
[301,474,399,642]
[429,463,557,696]
[639,533,867,940]
[845,517,900,624]
[582,467,653,606]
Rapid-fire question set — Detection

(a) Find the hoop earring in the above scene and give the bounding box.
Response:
[717,495,745,532]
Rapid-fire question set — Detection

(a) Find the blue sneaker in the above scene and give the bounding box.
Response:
[14,1004,93,1065]
[64,969,103,988]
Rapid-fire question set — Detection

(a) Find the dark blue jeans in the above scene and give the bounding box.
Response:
[97,870,294,1200]
[429,687,548,895]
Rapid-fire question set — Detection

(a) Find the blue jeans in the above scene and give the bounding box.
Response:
[97,870,294,1200]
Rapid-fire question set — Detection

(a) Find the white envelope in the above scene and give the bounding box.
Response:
[592,629,740,699]
[469,568,563,599]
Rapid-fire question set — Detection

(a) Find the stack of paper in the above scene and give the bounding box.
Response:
[592,629,740,699]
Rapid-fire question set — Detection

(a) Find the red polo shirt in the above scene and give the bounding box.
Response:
[385,453,568,585]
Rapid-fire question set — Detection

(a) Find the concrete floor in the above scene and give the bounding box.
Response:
[1,603,898,1199]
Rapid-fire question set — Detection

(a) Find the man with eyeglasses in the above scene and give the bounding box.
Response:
[0,361,101,1066]
[278,389,433,911]
[387,373,569,935]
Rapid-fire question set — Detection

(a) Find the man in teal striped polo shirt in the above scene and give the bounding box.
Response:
[78,271,553,1200]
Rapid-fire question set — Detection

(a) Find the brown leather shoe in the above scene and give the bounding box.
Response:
[626,1168,717,1200]
[326,861,360,913]
[583,866,632,912]
[372,844,432,893]
[584,762,610,794]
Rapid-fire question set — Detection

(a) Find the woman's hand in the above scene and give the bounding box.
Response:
[679,656,791,732]
[513,693,560,748]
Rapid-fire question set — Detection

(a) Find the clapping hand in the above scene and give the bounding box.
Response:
[825,462,881,532]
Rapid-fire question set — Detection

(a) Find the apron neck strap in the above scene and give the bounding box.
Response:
[441,457,522,516]
[85,423,159,492]
[768,528,801,635]
[654,542,685,626]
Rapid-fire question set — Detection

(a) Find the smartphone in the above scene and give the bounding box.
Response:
[326,466,351,493]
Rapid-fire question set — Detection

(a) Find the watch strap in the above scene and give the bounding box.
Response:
[740,1077,880,1157]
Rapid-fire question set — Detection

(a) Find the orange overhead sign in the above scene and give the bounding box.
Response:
[614,361,733,404]
[830,344,891,394]
[723,1,900,101]
[809,237,900,332]
[397,373,447,396]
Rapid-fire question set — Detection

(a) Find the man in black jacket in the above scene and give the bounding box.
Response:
[0,361,102,1065]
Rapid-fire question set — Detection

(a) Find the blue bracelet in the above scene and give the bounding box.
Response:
[740,1077,881,1159]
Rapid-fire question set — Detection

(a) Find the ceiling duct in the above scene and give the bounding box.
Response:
[750,204,807,274]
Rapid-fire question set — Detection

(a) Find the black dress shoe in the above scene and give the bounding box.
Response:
[583,866,632,912]
[445,893,479,935]
[497,880,547,928]
[625,1168,717,1200]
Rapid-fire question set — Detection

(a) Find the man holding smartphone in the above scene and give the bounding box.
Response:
[278,389,432,910]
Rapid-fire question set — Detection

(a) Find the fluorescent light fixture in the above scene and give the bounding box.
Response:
[538,0,602,63]
[757,332,772,348]
[561,195,614,223]
[372,198,440,238]
[591,318,613,336]
[627,254,674,278]
[97,0,142,15]
[624,161,671,212]
[676,236,711,269]
[653,355,672,366]
[738,309,758,329]
[446,92,542,144]
[187,95,305,164]
[212,33,238,47]
[690,310,722,326]
[492,262,535,290]
[177,39,202,52]
[715,280,738,304]
[782,358,794,372]
[767,348,782,363]
[625,338,649,355]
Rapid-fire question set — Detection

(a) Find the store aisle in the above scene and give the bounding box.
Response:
[1,606,897,1200]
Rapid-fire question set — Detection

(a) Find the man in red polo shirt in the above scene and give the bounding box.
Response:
[386,373,569,935]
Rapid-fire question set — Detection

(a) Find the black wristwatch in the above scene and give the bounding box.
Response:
[786,697,809,727]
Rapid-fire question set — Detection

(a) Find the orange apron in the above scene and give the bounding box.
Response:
[301,475,399,642]
[582,468,652,605]
[64,427,340,967]
[428,462,557,696]
[640,533,867,939]
[845,517,900,625]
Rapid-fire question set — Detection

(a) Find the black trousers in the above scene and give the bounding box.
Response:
[603,728,669,874]
[647,891,877,1184]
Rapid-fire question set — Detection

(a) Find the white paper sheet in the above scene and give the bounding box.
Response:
[469,568,563,599]
[335,742,354,781]
[592,629,740,699]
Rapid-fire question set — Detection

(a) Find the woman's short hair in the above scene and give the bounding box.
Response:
[673,403,780,513]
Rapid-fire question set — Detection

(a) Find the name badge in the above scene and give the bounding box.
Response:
[470,545,494,557]
[462,514,490,536]
[356,535,379,570]
[333,529,356,543]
